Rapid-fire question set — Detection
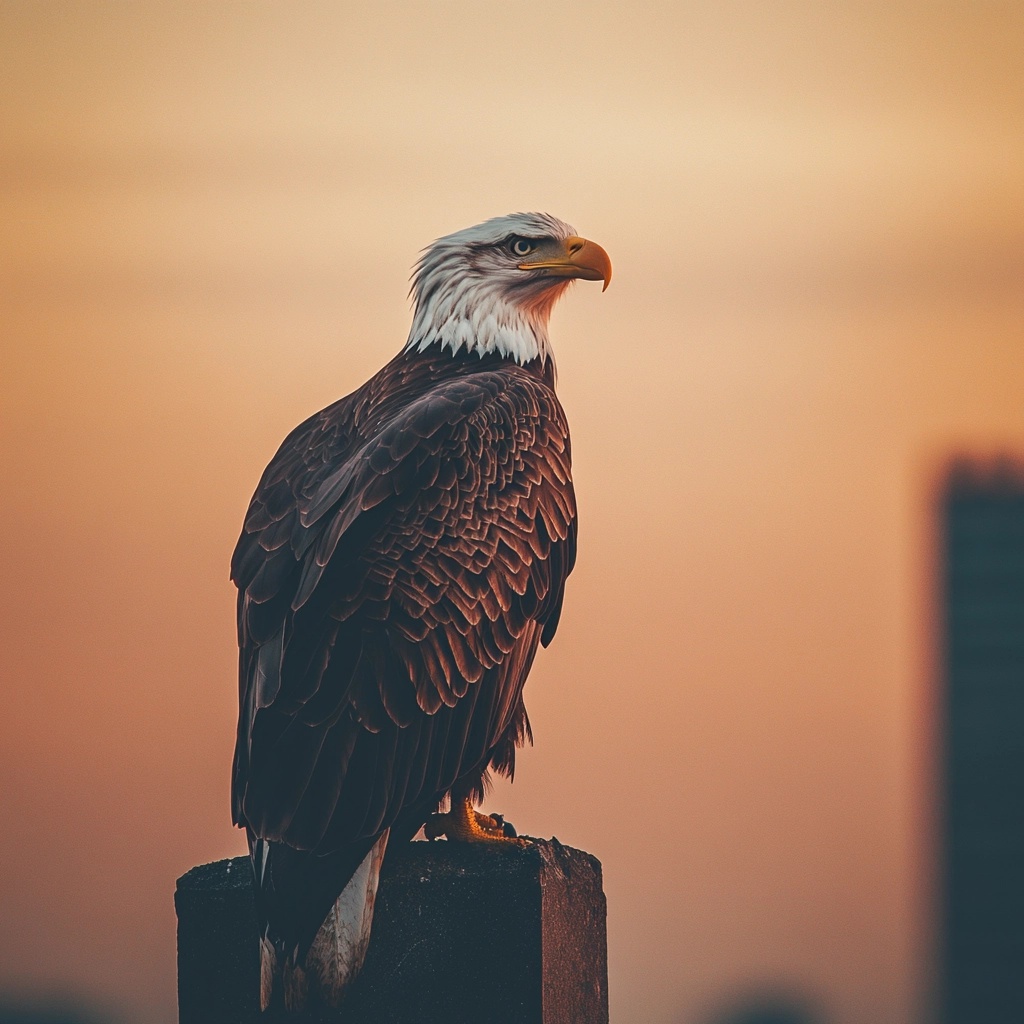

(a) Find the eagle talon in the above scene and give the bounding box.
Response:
[423,799,526,846]
[485,813,518,839]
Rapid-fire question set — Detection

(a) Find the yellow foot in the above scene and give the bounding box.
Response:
[424,797,525,845]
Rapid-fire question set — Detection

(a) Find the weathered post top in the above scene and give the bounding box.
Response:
[176,839,608,1024]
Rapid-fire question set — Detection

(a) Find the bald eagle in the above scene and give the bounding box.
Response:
[230,212,611,1010]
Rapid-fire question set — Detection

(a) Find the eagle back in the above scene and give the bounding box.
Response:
[230,348,577,853]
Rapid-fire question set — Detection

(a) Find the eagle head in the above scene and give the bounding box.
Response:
[405,212,611,366]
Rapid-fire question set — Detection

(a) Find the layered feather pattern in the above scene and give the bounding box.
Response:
[230,344,577,998]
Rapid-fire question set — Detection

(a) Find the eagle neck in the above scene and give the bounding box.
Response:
[404,278,567,371]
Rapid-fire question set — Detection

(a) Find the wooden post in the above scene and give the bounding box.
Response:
[175,839,608,1024]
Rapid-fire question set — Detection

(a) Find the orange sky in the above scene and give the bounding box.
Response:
[2,5,1023,1023]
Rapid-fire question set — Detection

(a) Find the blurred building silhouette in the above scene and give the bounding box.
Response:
[702,990,822,1024]
[705,1004,819,1024]
[940,459,1024,1024]
[0,999,110,1024]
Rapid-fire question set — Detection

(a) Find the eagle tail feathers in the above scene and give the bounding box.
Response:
[260,830,390,1012]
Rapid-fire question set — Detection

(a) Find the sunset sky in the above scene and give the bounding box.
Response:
[2,4,1023,1023]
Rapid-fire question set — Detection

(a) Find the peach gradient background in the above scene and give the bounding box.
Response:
[2,4,1022,1023]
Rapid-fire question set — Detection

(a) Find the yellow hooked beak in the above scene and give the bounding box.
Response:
[518,236,612,291]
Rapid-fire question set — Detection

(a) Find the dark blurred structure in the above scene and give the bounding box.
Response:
[702,989,822,1024]
[940,459,1024,1024]
[0,999,110,1024]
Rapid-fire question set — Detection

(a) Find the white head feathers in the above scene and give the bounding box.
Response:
[405,212,580,366]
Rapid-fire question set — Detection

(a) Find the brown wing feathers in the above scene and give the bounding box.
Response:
[230,351,575,952]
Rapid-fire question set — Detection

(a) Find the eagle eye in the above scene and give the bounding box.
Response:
[508,236,536,258]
